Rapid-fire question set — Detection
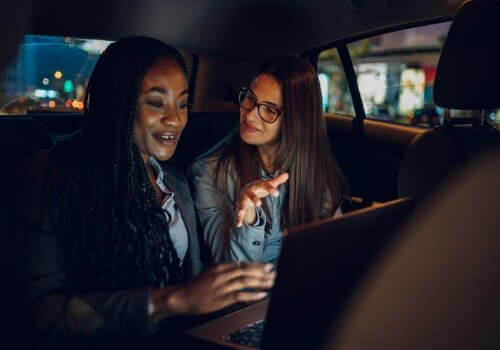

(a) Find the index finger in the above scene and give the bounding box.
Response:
[236,208,245,227]
[267,172,289,188]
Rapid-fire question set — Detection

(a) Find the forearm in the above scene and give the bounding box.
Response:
[149,285,187,322]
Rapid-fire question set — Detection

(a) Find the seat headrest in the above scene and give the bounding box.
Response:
[434,0,500,110]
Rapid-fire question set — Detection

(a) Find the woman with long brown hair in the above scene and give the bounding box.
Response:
[190,56,348,264]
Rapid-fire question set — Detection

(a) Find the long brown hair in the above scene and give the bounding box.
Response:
[217,56,348,228]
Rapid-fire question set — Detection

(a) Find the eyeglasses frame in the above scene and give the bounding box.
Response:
[238,87,282,124]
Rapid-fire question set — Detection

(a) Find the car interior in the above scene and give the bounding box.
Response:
[1,0,499,348]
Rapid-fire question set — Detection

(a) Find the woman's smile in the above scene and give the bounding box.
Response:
[152,130,180,146]
[241,119,261,133]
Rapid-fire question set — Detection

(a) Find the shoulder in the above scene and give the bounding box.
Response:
[160,162,190,191]
[190,150,224,176]
[190,148,239,189]
[190,130,239,174]
[189,149,240,203]
[163,162,185,180]
[191,126,240,176]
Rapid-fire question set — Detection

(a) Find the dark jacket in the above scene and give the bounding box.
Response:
[16,149,202,348]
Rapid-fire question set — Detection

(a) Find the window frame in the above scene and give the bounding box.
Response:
[305,16,454,130]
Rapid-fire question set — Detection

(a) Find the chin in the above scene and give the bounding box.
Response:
[240,131,261,146]
[154,150,176,162]
[157,155,174,162]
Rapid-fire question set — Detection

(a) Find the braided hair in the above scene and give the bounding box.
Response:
[57,37,188,291]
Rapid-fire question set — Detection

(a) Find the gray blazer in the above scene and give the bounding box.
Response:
[190,153,273,264]
[17,152,202,346]
[189,152,341,264]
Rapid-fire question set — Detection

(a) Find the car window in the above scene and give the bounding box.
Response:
[317,47,355,116]
[348,22,451,127]
[0,35,113,115]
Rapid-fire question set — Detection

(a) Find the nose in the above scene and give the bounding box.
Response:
[161,104,183,126]
[242,104,260,122]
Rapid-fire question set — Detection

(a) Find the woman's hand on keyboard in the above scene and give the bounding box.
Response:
[150,261,275,320]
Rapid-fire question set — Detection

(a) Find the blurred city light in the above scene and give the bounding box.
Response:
[318,73,329,112]
[71,100,84,109]
[34,89,48,98]
[64,80,74,93]
[34,89,59,99]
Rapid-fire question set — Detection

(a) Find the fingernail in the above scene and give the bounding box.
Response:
[264,263,274,272]
[256,292,268,298]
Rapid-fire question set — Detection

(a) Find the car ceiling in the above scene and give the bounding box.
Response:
[26,0,464,58]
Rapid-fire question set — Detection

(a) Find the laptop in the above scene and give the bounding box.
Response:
[186,197,416,350]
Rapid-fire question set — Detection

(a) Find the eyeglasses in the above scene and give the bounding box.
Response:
[238,87,282,123]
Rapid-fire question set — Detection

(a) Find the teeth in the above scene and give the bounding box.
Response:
[160,135,175,140]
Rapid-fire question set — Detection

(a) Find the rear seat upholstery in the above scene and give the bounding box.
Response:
[171,111,239,171]
[0,118,52,237]
[0,117,52,349]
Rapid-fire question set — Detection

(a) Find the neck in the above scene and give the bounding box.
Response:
[258,143,279,173]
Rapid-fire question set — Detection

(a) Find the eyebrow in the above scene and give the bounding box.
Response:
[146,87,189,97]
[248,88,281,108]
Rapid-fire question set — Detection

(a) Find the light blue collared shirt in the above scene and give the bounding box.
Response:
[149,157,188,264]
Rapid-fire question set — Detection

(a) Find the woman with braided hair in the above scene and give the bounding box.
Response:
[18,37,274,348]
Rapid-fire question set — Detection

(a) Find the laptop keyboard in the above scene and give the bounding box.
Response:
[223,320,265,348]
